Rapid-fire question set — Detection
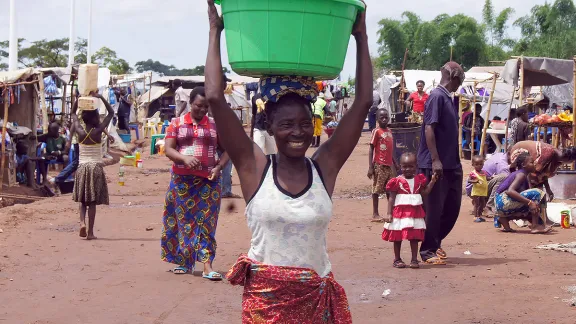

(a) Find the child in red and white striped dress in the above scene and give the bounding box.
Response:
[382,152,438,269]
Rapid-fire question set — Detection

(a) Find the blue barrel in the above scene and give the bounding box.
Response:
[389,122,421,164]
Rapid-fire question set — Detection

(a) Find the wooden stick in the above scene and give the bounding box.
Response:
[572,56,576,170]
[0,80,40,87]
[0,193,46,201]
[470,81,478,157]
[480,75,499,156]
[519,57,524,106]
[38,72,49,133]
[458,96,464,158]
[61,84,67,122]
[0,87,9,192]
[399,48,409,113]
[503,89,515,151]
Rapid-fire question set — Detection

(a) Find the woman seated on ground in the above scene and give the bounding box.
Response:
[510,141,576,201]
[494,152,552,234]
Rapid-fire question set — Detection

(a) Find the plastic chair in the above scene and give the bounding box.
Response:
[462,128,481,152]
[128,124,140,140]
[150,134,166,155]
[161,120,170,134]
[143,124,157,138]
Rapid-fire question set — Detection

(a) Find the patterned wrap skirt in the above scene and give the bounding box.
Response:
[161,173,221,271]
[495,188,545,216]
[227,254,352,324]
[72,162,109,205]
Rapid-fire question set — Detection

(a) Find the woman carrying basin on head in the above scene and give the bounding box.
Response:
[205,0,371,321]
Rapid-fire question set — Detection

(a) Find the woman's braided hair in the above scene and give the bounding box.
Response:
[514,152,531,169]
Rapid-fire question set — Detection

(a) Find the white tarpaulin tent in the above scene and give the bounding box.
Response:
[138,86,170,105]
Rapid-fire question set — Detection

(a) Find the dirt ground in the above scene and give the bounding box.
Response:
[1,131,575,324]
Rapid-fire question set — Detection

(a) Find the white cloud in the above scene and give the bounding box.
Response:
[0,0,543,77]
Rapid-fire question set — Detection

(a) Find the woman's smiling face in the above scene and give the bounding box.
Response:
[268,94,314,158]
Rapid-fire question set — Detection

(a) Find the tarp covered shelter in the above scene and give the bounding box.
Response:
[502,57,574,87]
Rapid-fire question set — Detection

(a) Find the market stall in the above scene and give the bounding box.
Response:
[0,68,44,189]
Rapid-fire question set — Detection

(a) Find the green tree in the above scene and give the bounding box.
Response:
[513,0,576,59]
[18,38,69,68]
[376,12,486,71]
[134,60,229,76]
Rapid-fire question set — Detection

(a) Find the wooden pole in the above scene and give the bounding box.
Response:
[458,95,464,158]
[61,83,67,122]
[470,81,478,157]
[480,74,499,156]
[450,46,453,61]
[399,48,409,113]
[573,56,576,148]
[38,72,48,133]
[519,57,524,106]
[0,87,9,192]
[503,89,515,152]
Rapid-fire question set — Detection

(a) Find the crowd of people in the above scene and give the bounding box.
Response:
[23,1,574,322]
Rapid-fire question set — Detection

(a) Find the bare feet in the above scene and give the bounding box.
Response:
[79,226,87,238]
[86,233,98,240]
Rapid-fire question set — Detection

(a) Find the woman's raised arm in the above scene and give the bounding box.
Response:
[204,0,267,201]
[313,1,372,194]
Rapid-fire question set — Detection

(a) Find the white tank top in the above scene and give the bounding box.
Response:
[246,156,333,277]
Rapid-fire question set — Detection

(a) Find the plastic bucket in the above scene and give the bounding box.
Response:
[215,0,365,79]
[119,133,131,143]
[389,123,421,164]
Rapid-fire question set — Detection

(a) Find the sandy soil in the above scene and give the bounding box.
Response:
[1,132,575,324]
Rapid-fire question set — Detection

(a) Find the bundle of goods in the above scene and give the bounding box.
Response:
[532,112,573,127]
[215,0,365,79]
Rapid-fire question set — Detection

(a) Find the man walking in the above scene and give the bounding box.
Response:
[417,61,465,265]
[368,88,381,131]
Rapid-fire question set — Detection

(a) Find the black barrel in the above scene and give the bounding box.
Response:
[389,122,421,163]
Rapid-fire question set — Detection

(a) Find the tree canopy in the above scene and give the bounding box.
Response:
[0,38,227,76]
[375,0,576,73]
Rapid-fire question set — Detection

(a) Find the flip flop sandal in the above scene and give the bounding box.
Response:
[371,217,385,223]
[409,261,420,269]
[474,217,487,223]
[424,257,447,265]
[436,248,447,259]
[393,259,406,268]
[531,227,553,234]
[172,266,188,275]
[202,271,223,281]
[501,228,516,233]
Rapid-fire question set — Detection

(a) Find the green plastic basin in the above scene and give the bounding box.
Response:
[214,0,365,79]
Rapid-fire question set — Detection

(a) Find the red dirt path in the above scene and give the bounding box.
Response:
[1,132,575,324]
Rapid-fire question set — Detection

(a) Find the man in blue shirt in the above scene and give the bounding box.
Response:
[416,62,465,264]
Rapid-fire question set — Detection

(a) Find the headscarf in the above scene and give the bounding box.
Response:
[510,148,529,165]
[259,76,318,103]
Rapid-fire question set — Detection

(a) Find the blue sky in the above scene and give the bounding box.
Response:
[0,0,542,78]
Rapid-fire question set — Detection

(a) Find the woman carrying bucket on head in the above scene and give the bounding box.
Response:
[205,0,370,322]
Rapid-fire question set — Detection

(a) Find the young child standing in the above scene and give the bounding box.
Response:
[368,108,396,222]
[383,152,438,268]
[468,155,491,223]
[71,92,114,240]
